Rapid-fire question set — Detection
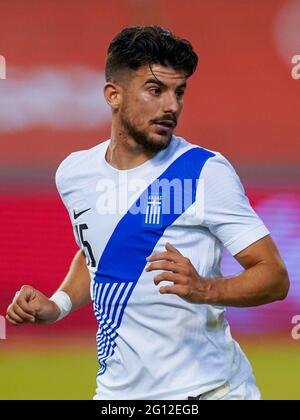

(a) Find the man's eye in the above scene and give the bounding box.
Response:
[150,88,162,95]
[176,91,185,98]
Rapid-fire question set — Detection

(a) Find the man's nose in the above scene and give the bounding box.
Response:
[163,92,180,115]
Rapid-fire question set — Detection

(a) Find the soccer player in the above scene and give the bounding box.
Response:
[6,26,289,400]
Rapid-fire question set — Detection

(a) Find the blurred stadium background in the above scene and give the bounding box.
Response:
[0,0,299,400]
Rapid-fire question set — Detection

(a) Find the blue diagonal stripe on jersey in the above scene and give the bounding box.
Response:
[93,146,215,375]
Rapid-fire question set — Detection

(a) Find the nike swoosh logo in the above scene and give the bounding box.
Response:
[73,208,91,220]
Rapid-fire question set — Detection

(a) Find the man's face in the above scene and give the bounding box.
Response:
[118,64,187,153]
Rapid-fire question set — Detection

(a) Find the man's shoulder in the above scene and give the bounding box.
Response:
[56,141,107,175]
[175,137,239,187]
[176,136,229,167]
[55,140,108,190]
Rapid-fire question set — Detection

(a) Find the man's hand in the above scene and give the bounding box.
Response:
[6,285,61,326]
[146,242,211,303]
[146,236,289,307]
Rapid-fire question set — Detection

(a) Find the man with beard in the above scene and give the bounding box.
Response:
[6,26,289,400]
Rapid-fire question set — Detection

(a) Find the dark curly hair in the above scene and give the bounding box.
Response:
[105,25,198,82]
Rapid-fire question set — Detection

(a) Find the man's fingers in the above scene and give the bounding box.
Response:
[5,286,40,327]
[146,251,182,264]
[14,295,36,315]
[165,242,182,255]
[146,261,181,273]
[159,284,189,297]
[11,285,38,316]
[13,303,35,322]
[13,285,36,306]
[153,272,182,285]
[6,314,21,326]
[6,300,35,324]
[6,307,26,324]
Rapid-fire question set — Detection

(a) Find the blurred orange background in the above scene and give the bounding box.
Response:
[0,0,299,400]
[1,0,300,179]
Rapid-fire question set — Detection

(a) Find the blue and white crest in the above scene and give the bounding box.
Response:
[142,194,163,228]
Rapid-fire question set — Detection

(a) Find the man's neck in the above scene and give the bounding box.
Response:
[106,131,156,170]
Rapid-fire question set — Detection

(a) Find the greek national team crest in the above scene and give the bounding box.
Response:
[142,194,163,228]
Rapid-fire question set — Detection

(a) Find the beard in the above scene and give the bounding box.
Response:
[120,113,172,154]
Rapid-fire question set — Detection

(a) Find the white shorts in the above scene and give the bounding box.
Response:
[197,375,261,401]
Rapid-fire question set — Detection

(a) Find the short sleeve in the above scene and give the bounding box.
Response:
[55,155,81,249]
[201,153,270,255]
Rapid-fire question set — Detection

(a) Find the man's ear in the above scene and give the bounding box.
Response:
[103,82,122,112]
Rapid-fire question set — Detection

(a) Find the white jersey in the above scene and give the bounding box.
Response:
[55,135,269,400]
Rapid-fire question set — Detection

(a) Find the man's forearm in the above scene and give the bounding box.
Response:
[6,250,91,326]
[55,250,91,312]
[205,261,289,307]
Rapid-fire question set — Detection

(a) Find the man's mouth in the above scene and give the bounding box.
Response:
[154,120,176,129]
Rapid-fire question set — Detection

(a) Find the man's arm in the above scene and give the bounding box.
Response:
[55,249,91,312]
[212,234,290,307]
[146,236,290,307]
[6,250,91,326]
